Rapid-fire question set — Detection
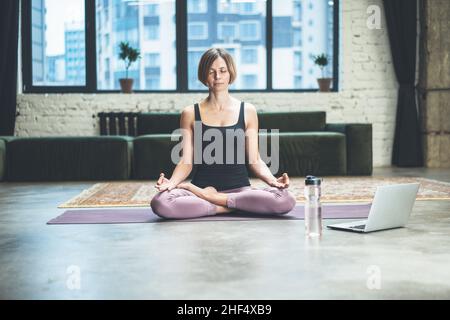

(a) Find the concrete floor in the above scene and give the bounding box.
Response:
[0,167,449,299]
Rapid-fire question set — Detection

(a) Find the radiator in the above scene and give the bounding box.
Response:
[97,112,140,136]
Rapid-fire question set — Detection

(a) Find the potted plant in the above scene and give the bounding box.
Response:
[313,53,332,92]
[118,41,141,93]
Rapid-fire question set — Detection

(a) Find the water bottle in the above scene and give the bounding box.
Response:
[304,175,322,237]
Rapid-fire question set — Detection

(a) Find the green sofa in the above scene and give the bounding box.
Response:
[0,136,16,181]
[133,111,372,179]
[3,136,133,181]
[0,139,5,181]
[0,111,372,182]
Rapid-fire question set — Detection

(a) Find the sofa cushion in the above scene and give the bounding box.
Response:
[133,134,186,179]
[137,113,180,135]
[258,112,326,132]
[0,136,16,142]
[0,136,16,181]
[326,123,373,175]
[6,136,133,181]
[255,132,347,177]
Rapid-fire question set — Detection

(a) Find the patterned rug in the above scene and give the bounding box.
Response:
[58,176,450,208]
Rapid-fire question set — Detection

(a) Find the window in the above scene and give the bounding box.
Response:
[23,0,338,92]
[293,0,302,22]
[242,74,257,89]
[217,23,237,41]
[30,0,85,86]
[188,1,266,90]
[217,1,240,14]
[188,0,207,13]
[187,49,205,90]
[293,27,302,47]
[294,51,302,71]
[272,0,335,90]
[143,54,160,91]
[145,53,160,68]
[239,21,260,41]
[188,22,208,40]
[241,47,257,64]
[145,74,160,90]
[240,2,257,14]
[145,24,159,40]
[144,4,159,16]
[95,0,176,90]
[294,75,302,88]
[224,48,236,57]
[218,1,257,15]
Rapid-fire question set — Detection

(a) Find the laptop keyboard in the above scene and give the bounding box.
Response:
[351,225,366,229]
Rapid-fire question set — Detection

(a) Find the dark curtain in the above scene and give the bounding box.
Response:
[0,0,19,136]
[383,0,423,166]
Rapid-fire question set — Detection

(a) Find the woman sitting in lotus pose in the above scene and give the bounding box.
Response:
[150,48,296,219]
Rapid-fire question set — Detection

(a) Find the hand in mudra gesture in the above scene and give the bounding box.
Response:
[155,173,177,192]
[268,172,290,189]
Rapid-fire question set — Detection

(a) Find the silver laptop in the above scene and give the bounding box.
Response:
[327,183,420,233]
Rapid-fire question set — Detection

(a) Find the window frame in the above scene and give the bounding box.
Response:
[22,0,340,93]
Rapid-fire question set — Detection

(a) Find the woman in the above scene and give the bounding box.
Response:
[150,48,296,219]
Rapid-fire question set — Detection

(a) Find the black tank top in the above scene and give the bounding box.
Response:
[190,102,251,191]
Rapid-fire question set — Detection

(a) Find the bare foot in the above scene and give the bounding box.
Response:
[215,205,236,214]
[177,183,228,207]
[177,182,192,191]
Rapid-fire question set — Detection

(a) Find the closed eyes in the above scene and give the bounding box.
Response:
[209,69,227,74]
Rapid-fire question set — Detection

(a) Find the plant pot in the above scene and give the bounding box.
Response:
[119,78,134,93]
[317,78,332,92]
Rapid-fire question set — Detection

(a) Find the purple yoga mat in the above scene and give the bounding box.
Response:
[47,203,372,225]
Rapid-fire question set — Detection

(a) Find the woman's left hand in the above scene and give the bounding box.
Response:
[268,173,290,189]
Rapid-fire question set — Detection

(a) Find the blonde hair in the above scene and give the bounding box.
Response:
[197,48,237,86]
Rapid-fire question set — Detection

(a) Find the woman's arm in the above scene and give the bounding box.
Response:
[155,106,194,192]
[245,104,276,185]
[245,103,290,189]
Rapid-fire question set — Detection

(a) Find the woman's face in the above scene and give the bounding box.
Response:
[206,57,230,91]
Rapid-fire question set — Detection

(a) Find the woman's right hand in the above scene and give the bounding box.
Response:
[155,173,177,192]
[268,172,290,189]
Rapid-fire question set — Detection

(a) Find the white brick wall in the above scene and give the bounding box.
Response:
[15,0,398,167]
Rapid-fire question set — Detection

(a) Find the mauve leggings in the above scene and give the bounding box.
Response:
[150,185,297,219]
